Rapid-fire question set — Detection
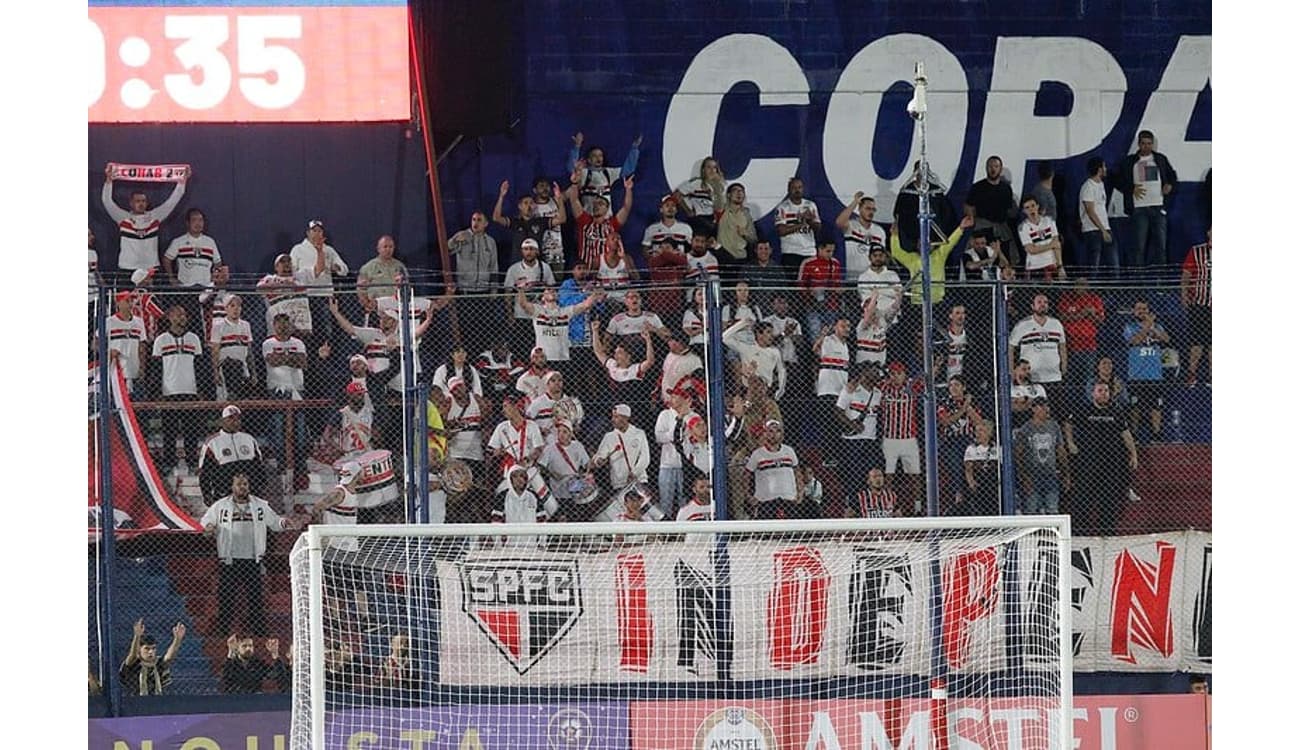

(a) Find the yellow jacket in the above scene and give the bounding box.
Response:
[890,226,966,305]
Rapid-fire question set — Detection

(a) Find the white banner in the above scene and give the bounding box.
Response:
[434,532,1211,685]
[437,541,716,685]
[1070,531,1212,672]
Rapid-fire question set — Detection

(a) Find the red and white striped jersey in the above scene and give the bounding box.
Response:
[515,368,554,400]
[1182,242,1211,307]
[816,335,851,396]
[857,487,897,519]
[107,314,147,380]
[745,444,799,502]
[774,197,819,258]
[163,233,221,286]
[684,251,720,284]
[682,308,706,345]
[351,327,393,374]
[338,405,375,454]
[153,330,202,396]
[200,288,234,340]
[575,214,621,270]
[879,380,921,440]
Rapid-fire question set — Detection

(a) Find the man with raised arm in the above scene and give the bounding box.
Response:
[566,131,642,215]
[102,165,188,280]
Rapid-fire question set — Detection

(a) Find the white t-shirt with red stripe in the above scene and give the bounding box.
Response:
[1009,315,1067,383]
[445,395,484,461]
[843,216,888,279]
[258,270,318,333]
[261,336,306,397]
[209,317,253,376]
[836,384,882,440]
[816,335,851,396]
[745,444,799,502]
[107,314,147,380]
[101,180,185,270]
[153,330,202,396]
[531,304,580,361]
[1018,216,1060,271]
[676,499,715,522]
[164,232,222,286]
[641,219,693,253]
[487,419,545,467]
[854,318,889,365]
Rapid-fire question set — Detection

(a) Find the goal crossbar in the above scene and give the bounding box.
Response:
[306,515,1072,545]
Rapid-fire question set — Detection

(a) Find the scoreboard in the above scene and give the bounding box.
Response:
[88,0,410,123]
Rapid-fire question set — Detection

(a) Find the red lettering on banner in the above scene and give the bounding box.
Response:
[616,553,653,672]
[768,546,829,668]
[1110,541,1177,663]
[941,548,1001,670]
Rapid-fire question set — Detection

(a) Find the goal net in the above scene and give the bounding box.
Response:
[289,517,1070,750]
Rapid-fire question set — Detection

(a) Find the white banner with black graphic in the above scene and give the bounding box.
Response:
[436,543,717,685]
[435,532,1211,685]
[1068,532,1212,672]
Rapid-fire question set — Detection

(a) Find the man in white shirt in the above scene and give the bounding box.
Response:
[106,291,148,391]
[151,305,204,473]
[163,208,222,289]
[722,318,787,398]
[262,313,309,476]
[1079,157,1117,274]
[836,192,888,280]
[642,195,694,254]
[1018,195,1064,281]
[744,420,803,520]
[209,294,254,401]
[835,364,885,491]
[289,219,350,297]
[258,252,325,339]
[101,166,187,280]
[202,472,299,636]
[592,404,651,492]
[1010,294,1068,385]
[516,285,604,382]
[856,245,903,316]
[774,177,820,274]
[502,239,558,354]
[659,335,703,402]
[654,388,697,518]
[676,476,715,522]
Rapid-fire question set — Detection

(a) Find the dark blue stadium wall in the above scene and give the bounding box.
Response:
[88,1,1211,278]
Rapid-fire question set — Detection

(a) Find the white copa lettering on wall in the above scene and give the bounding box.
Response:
[663,33,1212,223]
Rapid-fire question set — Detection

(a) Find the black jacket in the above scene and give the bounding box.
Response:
[1112,151,1179,214]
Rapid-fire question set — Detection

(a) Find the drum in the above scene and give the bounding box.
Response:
[337,450,400,509]
[442,458,474,495]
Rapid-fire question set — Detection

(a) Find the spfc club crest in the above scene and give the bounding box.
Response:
[460,558,583,674]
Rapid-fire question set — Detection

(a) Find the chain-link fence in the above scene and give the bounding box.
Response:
[88,273,1209,699]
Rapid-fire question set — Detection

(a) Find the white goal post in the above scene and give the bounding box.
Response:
[290,516,1071,750]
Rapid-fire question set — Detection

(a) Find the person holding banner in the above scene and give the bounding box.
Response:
[101,163,189,285]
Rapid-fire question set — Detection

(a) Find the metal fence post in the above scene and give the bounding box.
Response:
[95,285,121,716]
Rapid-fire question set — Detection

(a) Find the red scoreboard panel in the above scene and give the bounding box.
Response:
[88,0,410,123]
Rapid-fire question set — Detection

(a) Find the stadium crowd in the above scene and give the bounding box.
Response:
[91,130,1210,696]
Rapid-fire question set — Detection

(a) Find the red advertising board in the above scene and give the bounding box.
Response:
[88,4,409,123]
[631,694,1210,750]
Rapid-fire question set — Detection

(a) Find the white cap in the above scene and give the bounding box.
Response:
[612,404,632,417]
[506,463,529,478]
[130,268,154,285]
[221,404,241,419]
[521,238,539,250]
[447,376,466,391]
